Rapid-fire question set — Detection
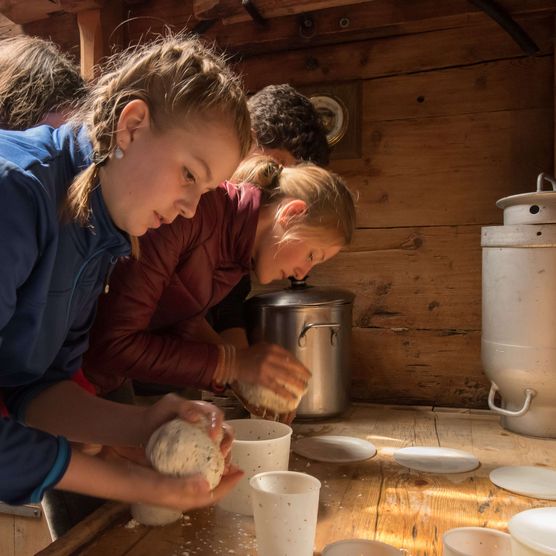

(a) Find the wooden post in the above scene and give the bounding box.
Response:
[77,8,103,80]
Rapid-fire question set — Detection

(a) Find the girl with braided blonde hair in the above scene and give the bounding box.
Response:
[84,153,356,422]
[0,34,251,513]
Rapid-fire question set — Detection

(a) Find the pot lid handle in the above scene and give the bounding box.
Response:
[536,172,556,192]
[289,275,309,289]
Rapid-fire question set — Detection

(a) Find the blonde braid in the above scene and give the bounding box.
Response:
[65,34,251,257]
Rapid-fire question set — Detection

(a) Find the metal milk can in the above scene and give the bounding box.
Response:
[482,172,556,437]
[246,277,354,418]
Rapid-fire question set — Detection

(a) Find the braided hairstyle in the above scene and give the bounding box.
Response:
[231,155,356,246]
[67,34,252,254]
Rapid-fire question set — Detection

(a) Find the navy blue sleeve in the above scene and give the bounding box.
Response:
[4,299,97,422]
[0,167,71,503]
[207,275,252,333]
[0,417,70,504]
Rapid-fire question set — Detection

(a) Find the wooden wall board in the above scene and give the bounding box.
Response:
[361,55,553,121]
[238,15,554,89]
[350,328,485,408]
[0,13,22,36]
[343,109,553,228]
[307,226,481,330]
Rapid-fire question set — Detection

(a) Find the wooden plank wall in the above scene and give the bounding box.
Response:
[234,15,555,408]
[13,2,556,408]
[249,18,554,407]
[237,13,554,408]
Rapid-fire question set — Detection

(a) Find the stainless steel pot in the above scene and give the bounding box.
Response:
[246,277,354,418]
[482,173,556,438]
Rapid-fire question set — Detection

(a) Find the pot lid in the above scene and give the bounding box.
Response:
[248,276,354,307]
[497,172,556,210]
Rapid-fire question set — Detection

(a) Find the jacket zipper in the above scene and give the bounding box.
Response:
[103,256,119,294]
[65,250,119,327]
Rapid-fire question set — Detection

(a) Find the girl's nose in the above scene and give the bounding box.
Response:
[177,195,200,219]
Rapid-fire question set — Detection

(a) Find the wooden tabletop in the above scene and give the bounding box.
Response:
[39,404,556,556]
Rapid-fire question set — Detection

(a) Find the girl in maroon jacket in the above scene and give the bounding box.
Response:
[84,155,356,418]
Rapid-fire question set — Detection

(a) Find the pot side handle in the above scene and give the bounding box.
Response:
[487,381,536,417]
[298,322,340,347]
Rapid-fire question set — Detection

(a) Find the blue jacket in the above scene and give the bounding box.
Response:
[0,124,130,504]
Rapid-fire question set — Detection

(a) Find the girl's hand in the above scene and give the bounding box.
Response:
[234,343,311,400]
[141,394,225,444]
[230,386,297,425]
[57,448,243,512]
[155,464,244,511]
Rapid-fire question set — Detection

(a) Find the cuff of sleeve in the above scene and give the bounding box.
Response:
[12,382,59,424]
[29,436,71,503]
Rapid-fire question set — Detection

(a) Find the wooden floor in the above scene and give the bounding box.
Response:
[0,507,51,555]
[36,403,556,556]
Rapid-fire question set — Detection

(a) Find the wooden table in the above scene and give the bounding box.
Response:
[39,404,556,555]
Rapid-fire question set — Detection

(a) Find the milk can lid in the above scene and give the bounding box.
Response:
[248,277,354,308]
[497,172,556,211]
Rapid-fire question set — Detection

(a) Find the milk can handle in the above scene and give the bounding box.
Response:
[536,172,556,192]
[298,322,340,347]
[487,381,536,417]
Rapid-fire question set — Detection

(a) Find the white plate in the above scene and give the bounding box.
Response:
[293,435,377,463]
[509,507,556,554]
[393,446,480,473]
[489,466,556,500]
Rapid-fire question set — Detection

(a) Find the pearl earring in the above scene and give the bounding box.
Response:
[114,146,124,160]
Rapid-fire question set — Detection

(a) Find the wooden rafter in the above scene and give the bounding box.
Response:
[0,0,105,24]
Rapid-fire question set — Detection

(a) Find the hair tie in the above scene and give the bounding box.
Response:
[270,163,283,189]
[92,151,109,168]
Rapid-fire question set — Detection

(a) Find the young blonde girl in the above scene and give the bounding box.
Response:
[84,155,356,418]
[0,35,251,511]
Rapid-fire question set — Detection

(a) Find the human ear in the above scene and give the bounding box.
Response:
[115,99,150,152]
[277,199,308,227]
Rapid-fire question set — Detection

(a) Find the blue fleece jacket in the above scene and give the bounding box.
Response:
[0,124,130,504]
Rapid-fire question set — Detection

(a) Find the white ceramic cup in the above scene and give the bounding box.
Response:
[322,538,402,555]
[217,419,292,515]
[250,470,321,556]
[442,527,511,556]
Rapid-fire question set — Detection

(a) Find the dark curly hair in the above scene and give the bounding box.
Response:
[248,84,330,166]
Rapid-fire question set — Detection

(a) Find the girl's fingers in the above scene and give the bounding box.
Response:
[177,400,224,441]
[175,467,244,510]
[258,375,299,400]
[209,466,244,503]
[220,422,234,458]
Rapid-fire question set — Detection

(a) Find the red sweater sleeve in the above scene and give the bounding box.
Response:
[83,220,219,395]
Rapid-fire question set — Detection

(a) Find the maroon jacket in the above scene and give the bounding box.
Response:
[83,182,260,395]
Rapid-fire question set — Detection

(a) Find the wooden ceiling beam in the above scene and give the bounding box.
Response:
[193,0,371,23]
[196,0,556,56]
[0,0,105,25]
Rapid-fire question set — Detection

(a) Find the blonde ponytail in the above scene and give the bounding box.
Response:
[232,155,356,245]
